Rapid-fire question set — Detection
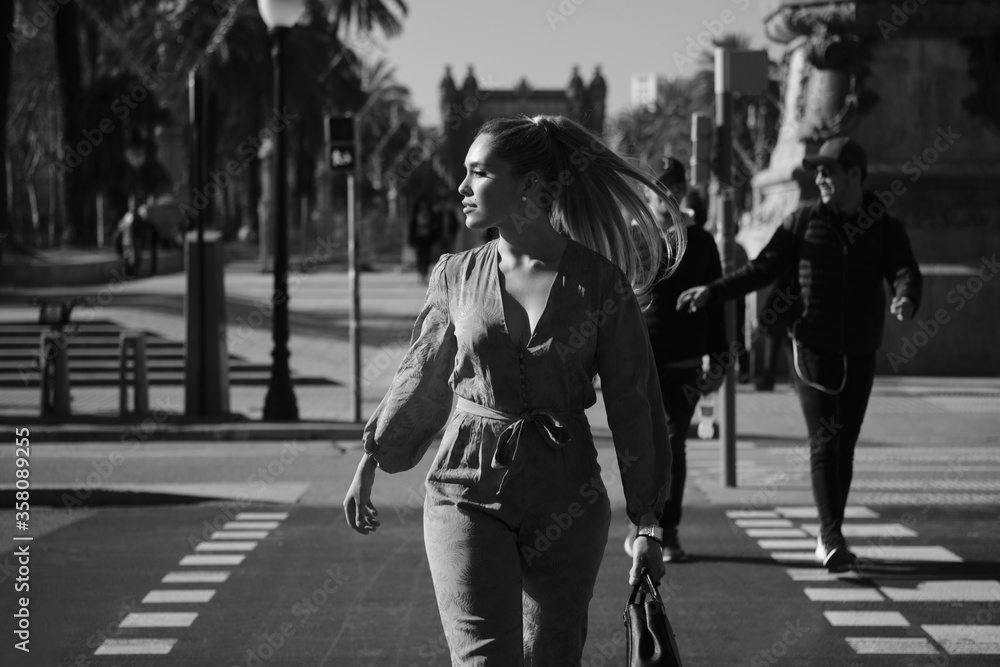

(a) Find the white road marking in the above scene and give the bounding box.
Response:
[745,528,807,538]
[195,541,257,552]
[770,552,818,562]
[94,639,177,655]
[776,506,879,519]
[786,569,844,582]
[882,581,1000,602]
[825,611,909,627]
[180,554,245,566]
[725,510,779,519]
[804,588,884,602]
[221,521,280,530]
[800,523,917,538]
[853,546,962,562]
[845,637,938,655]
[235,512,289,520]
[120,612,198,628]
[162,571,230,584]
[923,625,1000,655]
[142,590,215,603]
[734,519,794,528]
[210,530,269,540]
[758,539,817,550]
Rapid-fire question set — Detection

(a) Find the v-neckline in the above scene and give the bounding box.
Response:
[493,239,569,349]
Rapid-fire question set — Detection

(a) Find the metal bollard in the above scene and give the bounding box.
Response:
[119,331,149,416]
[39,331,71,417]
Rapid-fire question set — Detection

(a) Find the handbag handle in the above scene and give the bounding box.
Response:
[628,569,663,606]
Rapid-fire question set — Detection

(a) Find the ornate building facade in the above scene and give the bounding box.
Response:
[437,65,608,187]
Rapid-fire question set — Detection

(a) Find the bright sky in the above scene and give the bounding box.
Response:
[377,0,781,128]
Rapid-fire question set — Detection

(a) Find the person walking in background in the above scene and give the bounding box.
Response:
[345,114,686,664]
[408,196,441,283]
[677,138,922,573]
[436,195,460,254]
[623,158,725,563]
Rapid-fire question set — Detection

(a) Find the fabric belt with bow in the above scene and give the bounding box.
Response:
[455,397,578,493]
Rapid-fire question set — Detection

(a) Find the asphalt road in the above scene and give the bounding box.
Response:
[1,501,998,667]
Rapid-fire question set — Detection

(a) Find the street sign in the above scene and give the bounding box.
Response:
[325,115,356,173]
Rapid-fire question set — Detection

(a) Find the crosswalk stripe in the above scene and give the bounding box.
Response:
[758,538,817,550]
[769,552,817,563]
[800,523,917,538]
[195,541,257,552]
[162,571,230,584]
[745,528,807,538]
[785,569,842,582]
[825,611,909,627]
[180,554,245,566]
[94,639,177,655]
[120,612,198,628]
[734,519,794,528]
[222,521,280,530]
[804,588,884,602]
[725,510,779,519]
[882,581,1000,602]
[852,545,962,562]
[142,590,215,603]
[923,625,1000,655]
[776,506,879,519]
[235,512,289,520]
[209,530,269,540]
[845,637,938,655]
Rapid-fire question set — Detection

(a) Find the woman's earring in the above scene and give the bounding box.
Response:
[520,195,527,202]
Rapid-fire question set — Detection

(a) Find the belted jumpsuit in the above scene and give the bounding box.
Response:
[363,239,671,666]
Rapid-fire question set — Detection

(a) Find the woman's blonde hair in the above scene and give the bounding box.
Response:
[476,115,686,300]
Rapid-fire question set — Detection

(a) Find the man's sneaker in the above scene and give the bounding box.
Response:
[662,532,687,562]
[823,547,857,573]
[815,537,827,563]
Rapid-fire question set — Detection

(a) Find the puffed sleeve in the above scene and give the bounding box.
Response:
[596,269,671,524]
[362,256,457,473]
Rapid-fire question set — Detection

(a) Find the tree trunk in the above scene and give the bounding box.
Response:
[54,0,91,245]
[0,0,13,242]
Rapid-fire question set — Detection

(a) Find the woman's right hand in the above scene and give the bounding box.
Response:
[343,453,380,535]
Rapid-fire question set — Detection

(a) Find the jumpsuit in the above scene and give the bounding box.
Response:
[363,239,671,666]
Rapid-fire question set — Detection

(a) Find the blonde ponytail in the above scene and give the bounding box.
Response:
[477,115,686,301]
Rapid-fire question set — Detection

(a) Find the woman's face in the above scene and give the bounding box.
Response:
[457,134,524,231]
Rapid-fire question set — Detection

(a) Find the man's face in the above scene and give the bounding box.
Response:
[814,163,854,210]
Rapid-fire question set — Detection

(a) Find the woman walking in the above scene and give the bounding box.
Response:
[345,115,685,665]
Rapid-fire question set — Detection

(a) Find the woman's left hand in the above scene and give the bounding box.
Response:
[630,536,665,585]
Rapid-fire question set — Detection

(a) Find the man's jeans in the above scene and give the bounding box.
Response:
[795,346,877,552]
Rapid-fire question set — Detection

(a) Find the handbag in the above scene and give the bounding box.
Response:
[624,571,684,667]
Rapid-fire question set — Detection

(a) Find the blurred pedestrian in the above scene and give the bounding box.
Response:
[345,114,686,664]
[436,196,460,254]
[409,196,441,283]
[677,137,922,573]
[623,159,725,563]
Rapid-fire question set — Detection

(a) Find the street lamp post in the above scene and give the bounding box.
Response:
[259,0,304,420]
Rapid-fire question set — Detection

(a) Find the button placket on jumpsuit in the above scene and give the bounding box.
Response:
[362,240,671,666]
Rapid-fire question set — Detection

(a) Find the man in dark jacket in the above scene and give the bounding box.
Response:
[677,138,923,572]
[624,158,726,563]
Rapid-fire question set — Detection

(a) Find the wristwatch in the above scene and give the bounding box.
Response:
[636,525,663,544]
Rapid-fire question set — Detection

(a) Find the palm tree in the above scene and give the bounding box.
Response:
[610,78,698,175]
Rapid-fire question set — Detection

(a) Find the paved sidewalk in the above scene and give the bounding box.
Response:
[2,264,999,445]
